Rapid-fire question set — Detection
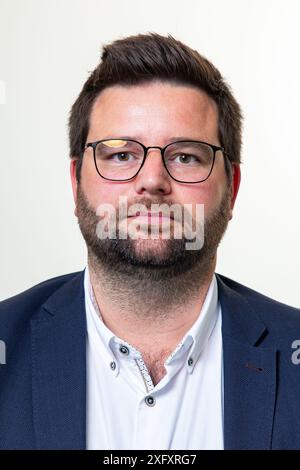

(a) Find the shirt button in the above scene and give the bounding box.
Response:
[119,345,130,355]
[110,361,116,370]
[188,357,194,366]
[145,396,156,407]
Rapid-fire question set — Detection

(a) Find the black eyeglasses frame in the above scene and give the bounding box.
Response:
[84,138,230,183]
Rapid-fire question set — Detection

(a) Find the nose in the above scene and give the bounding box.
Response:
[134,148,172,196]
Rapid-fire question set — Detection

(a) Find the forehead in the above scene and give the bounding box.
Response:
[88,81,219,144]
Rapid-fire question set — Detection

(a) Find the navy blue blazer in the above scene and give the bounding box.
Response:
[0,271,300,450]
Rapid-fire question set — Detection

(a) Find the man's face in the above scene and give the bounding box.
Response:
[70,81,240,274]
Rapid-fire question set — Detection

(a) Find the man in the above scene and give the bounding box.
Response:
[0,33,300,450]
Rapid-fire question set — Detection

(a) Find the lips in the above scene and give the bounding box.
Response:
[134,211,174,219]
[128,212,174,222]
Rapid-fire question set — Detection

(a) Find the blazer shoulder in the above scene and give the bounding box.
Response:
[216,273,300,326]
[0,271,83,323]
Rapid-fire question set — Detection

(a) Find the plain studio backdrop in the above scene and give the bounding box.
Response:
[0,0,299,307]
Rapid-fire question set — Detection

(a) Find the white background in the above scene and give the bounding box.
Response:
[0,0,299,307]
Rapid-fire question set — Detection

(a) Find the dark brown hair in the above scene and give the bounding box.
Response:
[68,33,242,182]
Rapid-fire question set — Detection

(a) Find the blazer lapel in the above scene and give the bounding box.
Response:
[31,271,86,449]
[217,275,277,450]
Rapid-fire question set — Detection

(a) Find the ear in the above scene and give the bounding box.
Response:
[70,158,79,217]
[229,163,241,220]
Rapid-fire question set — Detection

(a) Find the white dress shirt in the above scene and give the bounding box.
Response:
[85,266,223,450]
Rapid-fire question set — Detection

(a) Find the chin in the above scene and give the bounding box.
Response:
[132,237,172,256]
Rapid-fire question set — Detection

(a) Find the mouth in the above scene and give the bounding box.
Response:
[128,212,174,223]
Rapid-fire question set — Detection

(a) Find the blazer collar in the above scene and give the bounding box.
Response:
[216,274,277,450]
[31,270,86,449]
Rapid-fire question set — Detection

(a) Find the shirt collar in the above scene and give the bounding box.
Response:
[84,265,220,374]
[179,274,220,373]
[84,266,116,350]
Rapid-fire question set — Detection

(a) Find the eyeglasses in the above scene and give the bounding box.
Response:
[85,138,229,183]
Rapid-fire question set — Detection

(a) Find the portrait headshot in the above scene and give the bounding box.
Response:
[0,0,300,452]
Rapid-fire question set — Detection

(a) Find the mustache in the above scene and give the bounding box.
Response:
[118,197,182,222]
[93,195,202,227]
[125,197,175,209]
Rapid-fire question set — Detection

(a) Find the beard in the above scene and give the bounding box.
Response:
[76,184,232,316]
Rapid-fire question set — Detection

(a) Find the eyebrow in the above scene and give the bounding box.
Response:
[168,136,203,142]
[103,135,204,143]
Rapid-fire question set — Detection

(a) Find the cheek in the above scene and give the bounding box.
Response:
[80,160,120,208]
[176,179,225,212]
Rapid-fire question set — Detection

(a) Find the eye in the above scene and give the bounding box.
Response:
[172,154,199,164]
[107,152,134,162]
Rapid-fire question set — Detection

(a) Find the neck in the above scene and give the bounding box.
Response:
[88,252,216,353]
